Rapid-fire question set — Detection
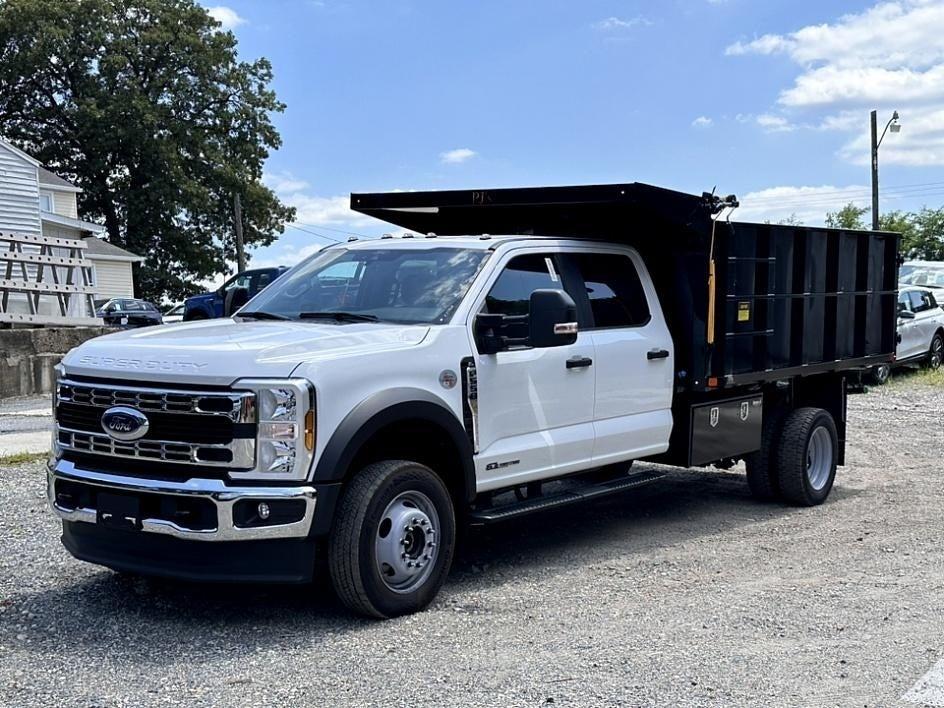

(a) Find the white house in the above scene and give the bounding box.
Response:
[0,137,142,302]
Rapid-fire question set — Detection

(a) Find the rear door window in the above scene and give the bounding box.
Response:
[566,253,650,328]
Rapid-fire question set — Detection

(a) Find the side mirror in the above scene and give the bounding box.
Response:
[528,289,578,348]
[899,310,916,320]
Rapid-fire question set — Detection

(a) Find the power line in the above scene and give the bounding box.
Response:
[283,222,343,244]
[742,187,944,211]
[294,221,372,239]
[742,180,944,208]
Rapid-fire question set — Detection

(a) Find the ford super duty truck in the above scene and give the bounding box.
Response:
[47,183,900,618]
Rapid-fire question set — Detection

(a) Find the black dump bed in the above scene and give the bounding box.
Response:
[352,182,899,393]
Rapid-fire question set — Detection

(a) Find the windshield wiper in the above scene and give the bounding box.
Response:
[298,311,380,323]
[236,311,289,321]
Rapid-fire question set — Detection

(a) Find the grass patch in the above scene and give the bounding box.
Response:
[887,365,944,388]
[0,451,47,467]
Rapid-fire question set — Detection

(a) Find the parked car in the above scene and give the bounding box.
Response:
[900,260,944,288]
[183,266,288,320]
[95,298,163,328]
[162,303,185,324]
[868,285,944,384]
[48,182,898,618]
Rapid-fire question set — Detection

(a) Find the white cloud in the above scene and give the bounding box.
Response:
[263,172,377,229]
[691,116,713,128]
[725,0,944,165]
[439,148,476,164]
[755,113,795,132]
[592,16,652,31]
[735,184,870,225]
[207,6,246,30]
[262,172,309,194]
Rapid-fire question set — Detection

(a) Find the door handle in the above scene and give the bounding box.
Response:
[647,348,670,360]
[566,356,593,369]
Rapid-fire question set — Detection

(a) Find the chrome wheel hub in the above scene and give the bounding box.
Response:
[374,491,439,593]
[806,426,833,491]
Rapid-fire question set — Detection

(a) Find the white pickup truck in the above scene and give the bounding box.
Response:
[48,183,900,617]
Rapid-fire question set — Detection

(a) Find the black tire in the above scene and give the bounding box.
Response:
[328,460,456,618]
[744,410,784,501]
[183,310,208,322]
[775,407,838,507]
[926,333,943,370]
[867,364,891,386]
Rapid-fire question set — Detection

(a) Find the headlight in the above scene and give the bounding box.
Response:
[50,364,66,463]
[229,378,316,481]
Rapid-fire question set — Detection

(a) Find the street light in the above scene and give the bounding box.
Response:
[870,109,901,230]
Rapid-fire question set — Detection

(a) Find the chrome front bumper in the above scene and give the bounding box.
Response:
[48,459,317,542]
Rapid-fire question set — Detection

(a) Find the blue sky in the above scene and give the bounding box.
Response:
[205,0,944,269]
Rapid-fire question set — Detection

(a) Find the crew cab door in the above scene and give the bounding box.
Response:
[470,251,595,491]
[560,249,674,464]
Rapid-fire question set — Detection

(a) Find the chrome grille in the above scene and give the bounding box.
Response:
[57,428,254,468]
[54,379,256,470]
[57,382,252,420]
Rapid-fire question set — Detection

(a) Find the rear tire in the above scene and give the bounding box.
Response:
[775,408,838,506]
[183,310,208,322]
[328,460,456,618]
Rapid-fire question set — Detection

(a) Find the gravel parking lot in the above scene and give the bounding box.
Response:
[1,379,943,707]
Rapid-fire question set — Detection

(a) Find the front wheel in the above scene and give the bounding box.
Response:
[775,408,838,506]
[868,364,891,385]
[328,460,456,618]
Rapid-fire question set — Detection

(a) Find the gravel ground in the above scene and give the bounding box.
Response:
[1,379,943,707]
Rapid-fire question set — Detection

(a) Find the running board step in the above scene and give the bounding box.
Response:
[468,469,667,524]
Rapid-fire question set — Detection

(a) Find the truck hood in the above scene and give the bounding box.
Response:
[62,319,431,385]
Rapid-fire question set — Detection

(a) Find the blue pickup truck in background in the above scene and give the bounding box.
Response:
[183,266,288,320]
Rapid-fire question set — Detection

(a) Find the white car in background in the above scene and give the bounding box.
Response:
[900,260,944,288]
[162,303,186,323]
[869,285,944,384]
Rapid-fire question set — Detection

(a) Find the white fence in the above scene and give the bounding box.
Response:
[0,231,101,326]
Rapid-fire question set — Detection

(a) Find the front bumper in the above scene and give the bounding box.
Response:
[48,458,317,542]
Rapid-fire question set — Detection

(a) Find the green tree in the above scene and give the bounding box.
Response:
[0,0,295,301]
[825,203,868,230]
[878,207,944,260]
[908,206,944,260]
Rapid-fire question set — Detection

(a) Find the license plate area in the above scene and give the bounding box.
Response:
[97,491,142,531]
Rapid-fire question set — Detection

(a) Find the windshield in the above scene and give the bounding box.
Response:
[900,263,944,286]
[240,246,490,324]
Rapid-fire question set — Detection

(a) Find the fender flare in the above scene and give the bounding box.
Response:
[311,387,476,502]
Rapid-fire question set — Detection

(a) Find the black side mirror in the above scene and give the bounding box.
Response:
[899,310,916,320]
[528,289,578,348]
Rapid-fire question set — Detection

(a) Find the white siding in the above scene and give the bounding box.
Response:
[52,190,78,218]
[91,258,135,299]
[0,143,40,233]
[41,222,83,240]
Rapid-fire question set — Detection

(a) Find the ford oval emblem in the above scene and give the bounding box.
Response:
[101,406,149,441]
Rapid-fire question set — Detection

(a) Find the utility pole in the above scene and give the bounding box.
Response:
[233,193,246,273]
[870,109,901,231]
[870,110,879,230]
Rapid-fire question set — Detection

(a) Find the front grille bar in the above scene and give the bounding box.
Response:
[57,427,255,469]
[57,379,255,422]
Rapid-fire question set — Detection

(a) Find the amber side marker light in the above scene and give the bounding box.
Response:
[707,377,720,388]
[304,409,315,451]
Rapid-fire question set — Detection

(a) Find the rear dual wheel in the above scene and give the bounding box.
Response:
[745,407,838,506]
